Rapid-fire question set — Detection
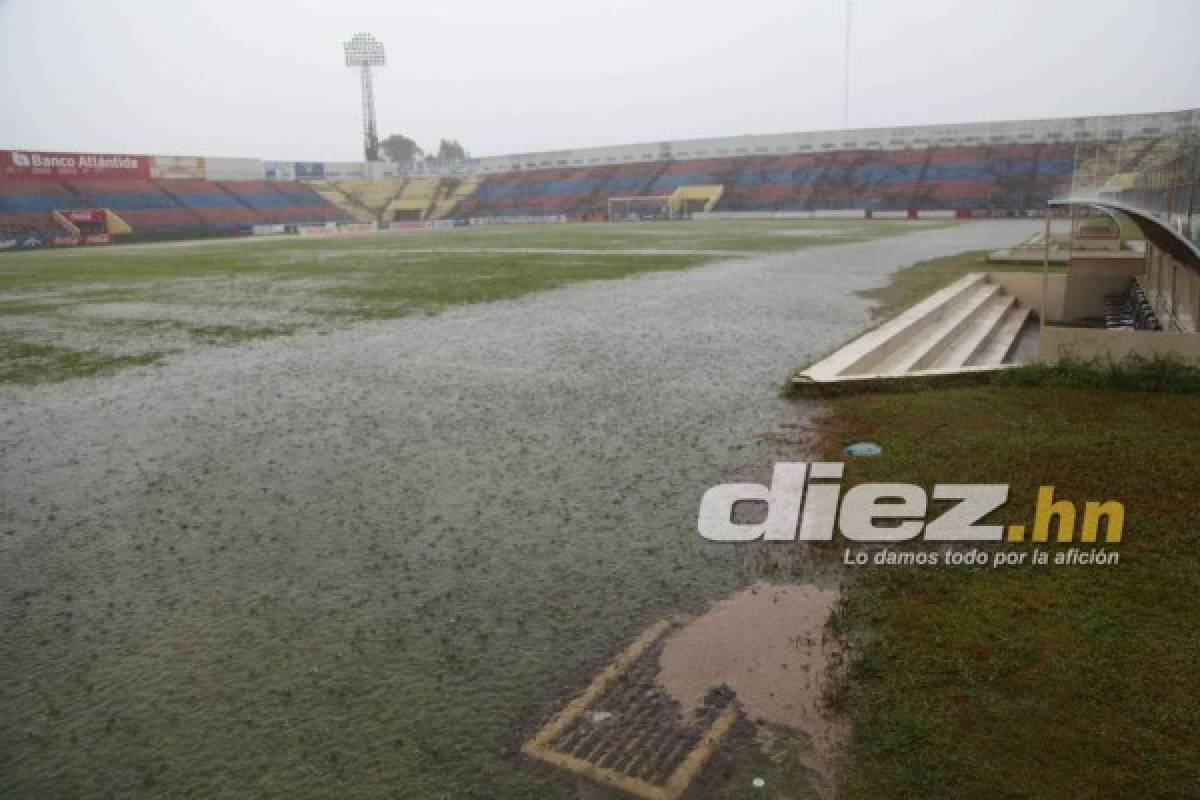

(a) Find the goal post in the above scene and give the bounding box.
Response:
[607,195,670,222]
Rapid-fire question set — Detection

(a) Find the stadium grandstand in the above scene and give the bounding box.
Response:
[2,108,1196,247]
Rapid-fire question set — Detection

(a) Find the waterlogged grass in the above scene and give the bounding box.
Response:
[321,251,704,318]
[0,333,163,384]
[0,217,968,798]
[810,374,1200,798]
[0,219,946,384]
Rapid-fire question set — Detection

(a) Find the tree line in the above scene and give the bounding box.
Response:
[380,135,468,163]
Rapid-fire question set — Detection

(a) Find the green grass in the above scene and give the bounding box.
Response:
[0,219,949,385]
[0,333,164,384]
[810,374,1200,798]
[708,726,828,799]
[318,251,705,318]
[794,247,1198,795]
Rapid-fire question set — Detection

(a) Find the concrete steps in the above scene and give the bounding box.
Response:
[920,293,1014,371]
[875,282,1002,375]
[799,272,1035,384]
[968,306,1031,367]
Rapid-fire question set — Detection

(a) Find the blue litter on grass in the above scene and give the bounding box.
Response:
[844,441,882,456]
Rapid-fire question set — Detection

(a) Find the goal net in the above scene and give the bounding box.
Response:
[607,195,670,221]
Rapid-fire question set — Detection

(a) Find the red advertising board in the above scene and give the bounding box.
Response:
[50,234,113,247]
[63,209,105,223]
[0,149,150,180]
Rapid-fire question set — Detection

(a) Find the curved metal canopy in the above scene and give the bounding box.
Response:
[1049,197,1200,272]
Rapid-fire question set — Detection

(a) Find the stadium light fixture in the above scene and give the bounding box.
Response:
[344,33,385,161]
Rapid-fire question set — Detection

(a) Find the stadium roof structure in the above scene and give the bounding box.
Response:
[1049,197,1200,271]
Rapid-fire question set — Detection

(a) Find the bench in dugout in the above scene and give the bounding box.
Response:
[1104,280,1161,331]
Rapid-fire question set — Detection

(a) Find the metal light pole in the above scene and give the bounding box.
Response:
[344,33,385,162]
[842,0,853,130]
[1186,132,1200,241]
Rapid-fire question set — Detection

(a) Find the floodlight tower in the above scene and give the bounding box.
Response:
[842,0,853,130]
[344,33,385,161]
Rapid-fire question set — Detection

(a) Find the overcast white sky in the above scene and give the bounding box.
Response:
[1,0,1198,161]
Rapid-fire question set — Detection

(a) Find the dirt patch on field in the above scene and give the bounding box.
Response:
[656,582,847,788]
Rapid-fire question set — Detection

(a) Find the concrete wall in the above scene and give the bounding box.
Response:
[1010,238,1200,362]
[1068,253,1145,277]
[694,210,864,220]
[1041,326,1200,362]
[1145,242,1200,333]
[125,109,1196,183]
[1062,274,1133,321]
[263,161,295,180]
[985,270,1152,323]
[205,157,264,181]
[471,108,1199,174]
[322,162,367,180]
[988,272,1066,318]
[266,108,1199,179]
[990,249,1156,324]
[994,269,1146,324]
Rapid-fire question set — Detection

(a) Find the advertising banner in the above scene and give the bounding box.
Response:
[50,233,112,246]
[298,224,338,236]
[150,156,207,180]
[204,157,264,181]
[322,162,367,180]
[62,209,105,223]
[263,161,296,181]
[252,224,288,236]
[1,149,149,180]
[294,162,325,180]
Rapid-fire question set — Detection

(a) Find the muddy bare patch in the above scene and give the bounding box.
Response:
[656,582,848,790]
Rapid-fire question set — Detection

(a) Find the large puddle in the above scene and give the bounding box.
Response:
[0,222,1037,796]
[658,582,846,792]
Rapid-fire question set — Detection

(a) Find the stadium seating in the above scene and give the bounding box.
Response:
[289,178,453,223]
[449,162,674,220]
[63,180,206,232]
[1104,280,1160,331]
[446,143,1077,219]
[1077,134,1195,211]
[306,180,374,223]
[216,181,352,225]
[429,175,482,220]
[153,180,261,229]
[0,179,86,233]
[268,181,361,224]
[0,136,1164,238]
[0,176,354,238]
[386,178,442,221]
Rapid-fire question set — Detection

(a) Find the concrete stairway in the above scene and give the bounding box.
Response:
[308,180,375,223]
[428,175,481,220]
[800,273,1032,383]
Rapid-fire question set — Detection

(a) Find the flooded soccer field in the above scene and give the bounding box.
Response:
[0,220,1036,797]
